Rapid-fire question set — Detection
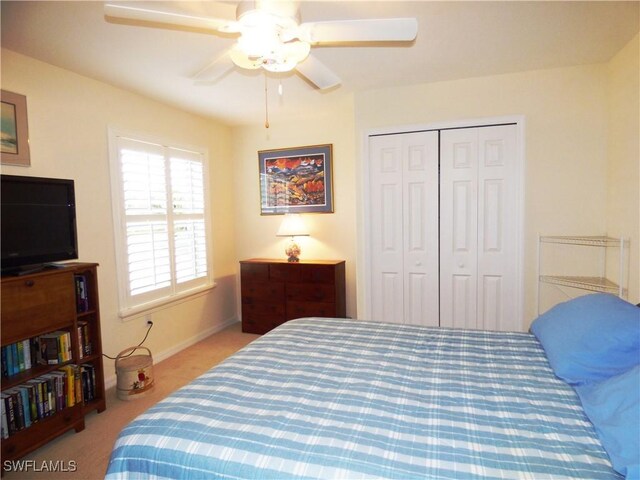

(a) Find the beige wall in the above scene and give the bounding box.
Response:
[231,52,638,328]
[607,33,639,304]
[231,95,358,317]
[354,63,614,327]
[3,34,636,368]
[1,49,236,386]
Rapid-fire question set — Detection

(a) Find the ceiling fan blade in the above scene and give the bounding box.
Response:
[104,2,237,33]
[295,54,341,90]
[299,18,418,44]
[193,50,237,84]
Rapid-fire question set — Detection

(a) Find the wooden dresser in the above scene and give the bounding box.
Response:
[240,259,346,334]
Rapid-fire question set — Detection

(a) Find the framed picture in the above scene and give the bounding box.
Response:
[1,90,31,166]
[259,144,334,215]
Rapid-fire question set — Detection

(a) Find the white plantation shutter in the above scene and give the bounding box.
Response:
[110,133,212,315]
[126,221,170,295]
[169,149,208,286]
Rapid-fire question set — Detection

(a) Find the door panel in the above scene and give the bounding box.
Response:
[369,131,439,326]
[440,128,478,328]
[403,132,439,326]
[452,274,473,329]
[477,125,519,331]
[370,137,404,323]
[441,124,519,331]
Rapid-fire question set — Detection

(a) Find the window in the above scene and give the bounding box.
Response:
[109,131,213,317]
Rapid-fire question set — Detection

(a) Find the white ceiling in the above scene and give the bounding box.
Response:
[2,1,638,127]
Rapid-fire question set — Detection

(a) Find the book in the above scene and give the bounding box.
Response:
[17,386,31,428]
[23,339,32,370]
[77,321,92,358]
[1,346,8,377]
[81,364,96,403]
[59,365,77,407]
[75,275,89,313]
[1,395,8,439]
[16,341,25,371]
[5,389,25,431]
[1,393,16,436]
[26,379,44,420]
[23,383,38,424]
[10,343,18,375]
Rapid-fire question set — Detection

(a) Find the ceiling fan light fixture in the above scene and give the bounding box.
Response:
[229,46,263,69]
[237,27,279,58]
[232,9,311,74]
[262,57,296,73]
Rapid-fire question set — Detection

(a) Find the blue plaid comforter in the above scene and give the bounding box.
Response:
[106,318,619,479]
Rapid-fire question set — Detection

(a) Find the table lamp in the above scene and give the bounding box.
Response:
[276,213,310,262]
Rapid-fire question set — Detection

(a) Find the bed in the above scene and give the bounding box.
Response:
[106,294,639,479]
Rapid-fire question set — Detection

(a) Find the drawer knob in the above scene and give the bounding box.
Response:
[25,280,35,287]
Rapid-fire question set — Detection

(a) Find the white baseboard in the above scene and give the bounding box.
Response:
[104,316,239,390]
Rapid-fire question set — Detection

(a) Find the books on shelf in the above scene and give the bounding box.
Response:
[77,321,92,359]
[39,331,73,365]
[80,364,96,403]
[1,364,85,439]
[1,340,34,377]
[75,274,89,313]
[2,331,74,378]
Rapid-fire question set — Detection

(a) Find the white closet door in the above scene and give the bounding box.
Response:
[369,134,404,323]
[439,128,479,328]
[440,125,519,331]
[369,131,439,326]
[403,133,439,326]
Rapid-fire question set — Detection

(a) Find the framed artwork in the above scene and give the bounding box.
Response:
[259,144,334,215]
[1,90,31,166]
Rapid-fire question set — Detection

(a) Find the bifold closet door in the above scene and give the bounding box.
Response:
[440,125,519,331]
[369,131,439,326]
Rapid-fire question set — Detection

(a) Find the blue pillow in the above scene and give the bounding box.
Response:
[576,366,640,478]
[530,293,640,385]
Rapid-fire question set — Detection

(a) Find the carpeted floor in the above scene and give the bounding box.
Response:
[3,322,259,480]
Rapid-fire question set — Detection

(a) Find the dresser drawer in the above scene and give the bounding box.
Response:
[1,271,76,344]
[241,304,286,334]
[286,283,335,303]
[299,265,337,284]
[240,262,269,281]
[241,302,285,321]
[269,263,301,282]
[241,282,284,303]
[287,301,338,320]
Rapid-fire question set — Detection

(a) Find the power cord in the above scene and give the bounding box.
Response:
[103,320,153,360]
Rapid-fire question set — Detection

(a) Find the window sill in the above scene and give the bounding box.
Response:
[119,282,217,321]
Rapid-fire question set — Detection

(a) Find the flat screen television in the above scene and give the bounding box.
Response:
[1,175,78,274]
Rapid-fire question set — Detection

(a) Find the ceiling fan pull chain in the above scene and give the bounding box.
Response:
[264,74,270,129]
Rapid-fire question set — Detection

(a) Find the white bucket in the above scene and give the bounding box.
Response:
[115,346,155,401]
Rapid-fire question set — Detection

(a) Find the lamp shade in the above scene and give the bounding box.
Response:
[276,214,309,237]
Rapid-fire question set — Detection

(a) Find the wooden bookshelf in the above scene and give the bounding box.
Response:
[1,263,105,467]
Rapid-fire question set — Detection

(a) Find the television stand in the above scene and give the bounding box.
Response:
[1,263,106,468]
[2,263,62,277]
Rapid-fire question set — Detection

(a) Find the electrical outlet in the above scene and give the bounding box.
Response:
[145,314,153,326]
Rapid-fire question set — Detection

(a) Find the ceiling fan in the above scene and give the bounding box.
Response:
[104,1,418,90]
